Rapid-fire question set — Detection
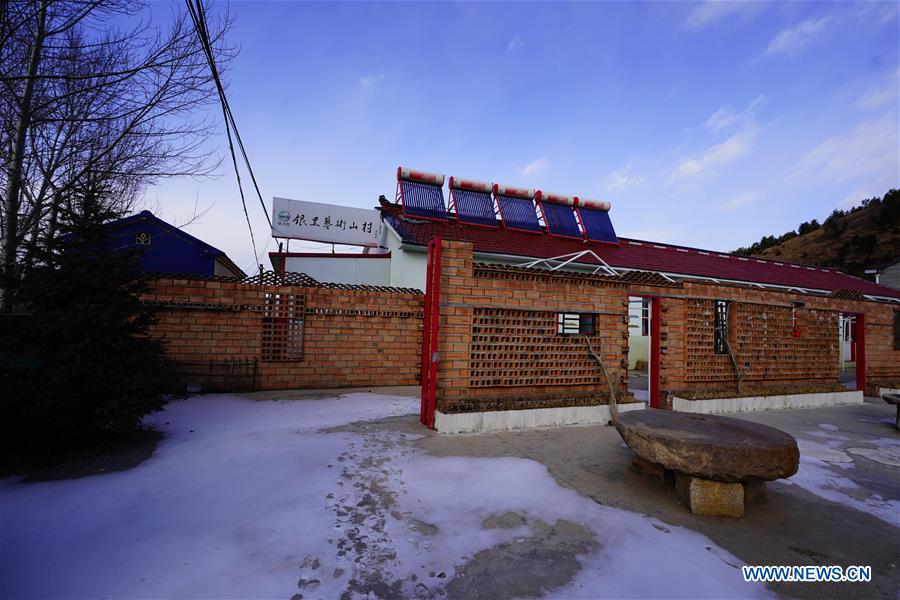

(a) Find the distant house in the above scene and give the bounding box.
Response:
[105,211,246,278]
[865,258,900,291]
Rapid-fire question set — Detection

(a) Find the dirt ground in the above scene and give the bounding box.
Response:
[404,395,900,599]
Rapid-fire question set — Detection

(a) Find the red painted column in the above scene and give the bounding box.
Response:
[420,242,434,425]
[650,298,661,409]
[419,238,442,428]
[425,240,441,428]
[855,313,866,395]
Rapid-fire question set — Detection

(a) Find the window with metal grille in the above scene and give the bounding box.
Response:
[714,300,730,354]
[557,313,595,335]
[261,293,304,361]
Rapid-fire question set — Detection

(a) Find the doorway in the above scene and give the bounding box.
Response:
[838,312,866,393]
[628,296,661,408]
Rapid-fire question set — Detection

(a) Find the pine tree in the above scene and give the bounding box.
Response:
[1,198,167,458]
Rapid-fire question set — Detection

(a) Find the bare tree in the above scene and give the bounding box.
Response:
[0,0,232,311]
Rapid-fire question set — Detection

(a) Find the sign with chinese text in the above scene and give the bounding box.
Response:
[271,197,384,247]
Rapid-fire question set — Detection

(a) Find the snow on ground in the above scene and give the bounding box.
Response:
[846,444,900,468]
[2,392,767,599]
[784,425,900,528]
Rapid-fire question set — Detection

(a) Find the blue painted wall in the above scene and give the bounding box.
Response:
[105,211,222,276]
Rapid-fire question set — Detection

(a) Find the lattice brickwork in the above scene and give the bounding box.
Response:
[732,304,838,381]
[684,299,734,383]
[469,308,603,387]
[684,299,839,383]
[261,292,306,361]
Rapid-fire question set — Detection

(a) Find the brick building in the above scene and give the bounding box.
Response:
[147,169,900,432]
[143,272,422,392]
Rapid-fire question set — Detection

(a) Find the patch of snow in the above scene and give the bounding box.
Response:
[396,454,768,599]
[797,438,853,463]
[868,436,900,448]
[857,416,896,426]
[807,430,850,441]
[2,392,769,599]
[786,454,900,528]
[818,423,840,431]
[0,393,415,599]
[847,446,900,468]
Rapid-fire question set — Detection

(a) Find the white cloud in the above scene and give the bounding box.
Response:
[684,1,765,30]
[601,161,644,192]
[672,128,757,180]
[716,192,755,212]
[507,34,524,51]
[359,73,385,88]
[845,1,900,27]
[764,17,830,57]
[521,157,549,178]
[855,71,899,110]
[788,115,900,186]
[704,95,768,133]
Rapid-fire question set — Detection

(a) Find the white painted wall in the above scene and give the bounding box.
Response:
[434,402,645,434]
[384,227,428,291]
[671,391,863,414]
[628,336,649,368]
[879,262,900,290]
[391,250,427,291]
[282,255,391,286]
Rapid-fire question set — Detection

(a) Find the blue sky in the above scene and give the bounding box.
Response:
[144,1,900,273]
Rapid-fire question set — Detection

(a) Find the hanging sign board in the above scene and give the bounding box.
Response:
[271,197,384,247]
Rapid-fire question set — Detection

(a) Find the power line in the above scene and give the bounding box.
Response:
[185,0,271,270]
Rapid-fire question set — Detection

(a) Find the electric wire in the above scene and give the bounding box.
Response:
[185,0,269,270]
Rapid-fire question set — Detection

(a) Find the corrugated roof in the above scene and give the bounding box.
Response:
[385,214,900,299]
[107,211,226,257]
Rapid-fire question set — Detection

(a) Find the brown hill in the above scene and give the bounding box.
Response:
[733,189,900,279]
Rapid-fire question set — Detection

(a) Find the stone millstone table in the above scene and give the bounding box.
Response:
[615,410,799,518]
[882,393,900,431]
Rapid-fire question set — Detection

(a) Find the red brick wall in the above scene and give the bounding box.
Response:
[143,277,423,391]
[433,240,900,411]
[434,240,630,413]
[626,281,900,397]
[143,244,899,402]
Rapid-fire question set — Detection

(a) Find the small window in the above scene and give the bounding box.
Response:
[134,232,151,245]
[714,300,730,354]
[557,313,595,335]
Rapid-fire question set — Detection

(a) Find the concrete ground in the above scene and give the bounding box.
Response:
[400,395,899,599]
[628,369,649,401]
[839,372,857,390]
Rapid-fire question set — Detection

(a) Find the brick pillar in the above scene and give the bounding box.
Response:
[434,240,475,412]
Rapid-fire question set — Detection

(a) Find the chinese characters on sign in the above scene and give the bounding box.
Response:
[271,197,384,247]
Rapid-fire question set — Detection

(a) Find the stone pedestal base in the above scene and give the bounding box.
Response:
[633,455,674,485]
[882,394,900,431]
[742,480,767,503]
[675,473,744,518]
[629,454,769,518]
